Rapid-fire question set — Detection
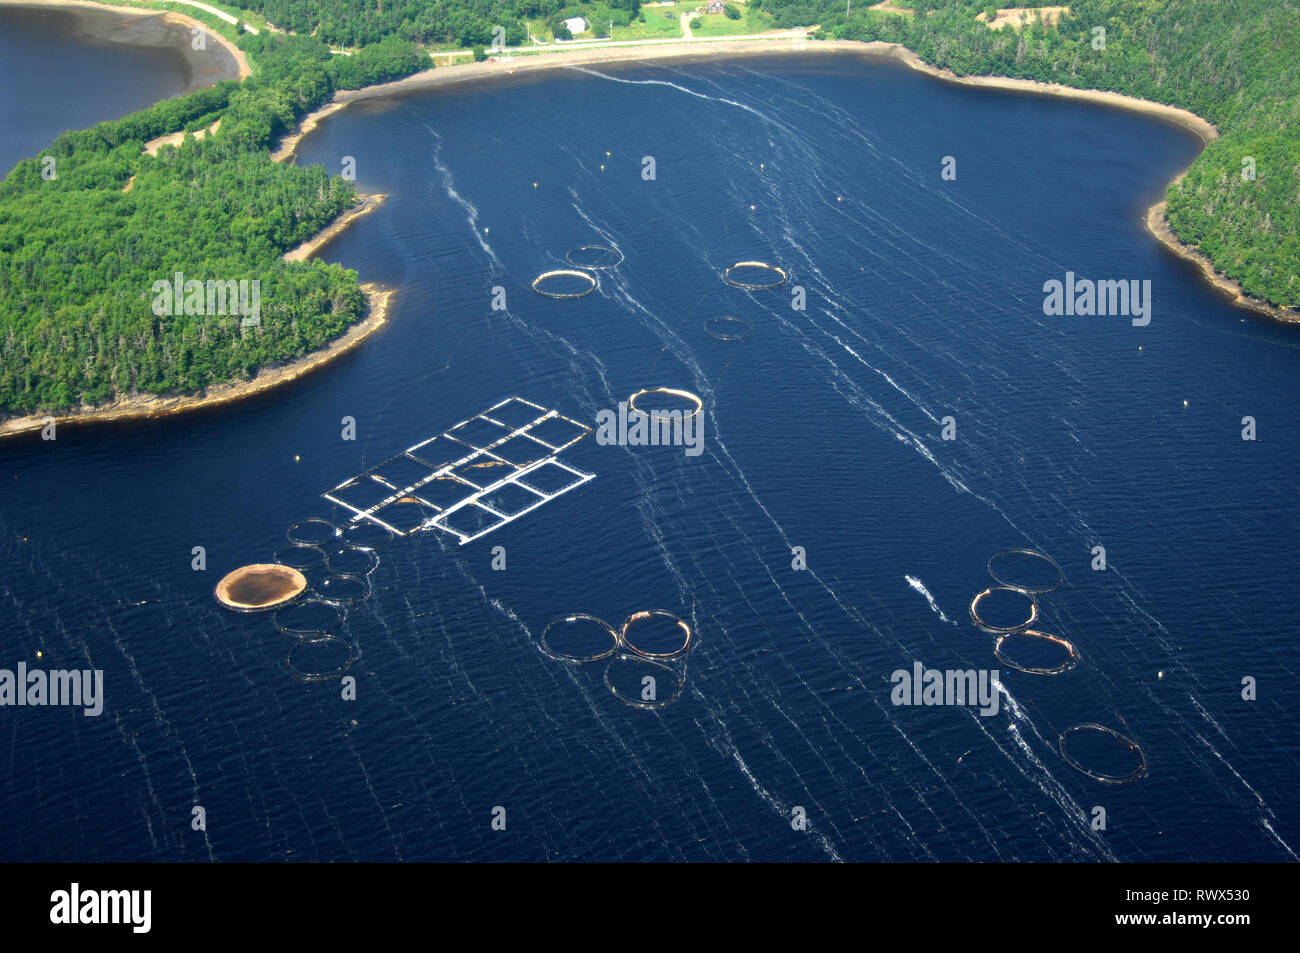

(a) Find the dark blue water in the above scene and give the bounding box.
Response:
[0,5,227,175]
[2,51,1297,861]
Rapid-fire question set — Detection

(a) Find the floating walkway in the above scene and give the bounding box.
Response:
[323,397,595,545]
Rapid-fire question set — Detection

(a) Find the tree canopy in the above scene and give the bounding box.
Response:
[0,30,423,416]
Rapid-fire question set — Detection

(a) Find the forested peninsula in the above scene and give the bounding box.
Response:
[0,10,422,420]
[1,0,1296,425]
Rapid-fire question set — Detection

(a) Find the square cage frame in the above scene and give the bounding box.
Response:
[322,397,595,545]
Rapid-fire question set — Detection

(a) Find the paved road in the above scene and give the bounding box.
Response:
[490,26,811,58]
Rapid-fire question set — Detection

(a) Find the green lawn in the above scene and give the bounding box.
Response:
[612,5,685,41]
[689,8,773,36]
[515,3,774,46]
[523,18,554,44]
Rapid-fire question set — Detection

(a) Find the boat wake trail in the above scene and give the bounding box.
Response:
[905,576,957,626]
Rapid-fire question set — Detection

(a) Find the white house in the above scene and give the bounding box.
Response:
[563,16,587,34]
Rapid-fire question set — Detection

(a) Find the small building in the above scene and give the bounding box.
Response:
[563,16,587,34]
[705,0,726,13]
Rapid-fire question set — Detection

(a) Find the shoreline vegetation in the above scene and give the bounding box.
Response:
[269,102,347,163]
[329,37,1221,143]
[0,168,391,437]
[0,284,394,437]
[1,0,1295,438]
[274,36,1295,325]
[282,192,386,263]
[1145,201,1295,323]
[0,0,406,435]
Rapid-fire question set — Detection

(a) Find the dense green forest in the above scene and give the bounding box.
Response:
[2,0,1296,417]
[0,27,423,415]
[224,0,642,47]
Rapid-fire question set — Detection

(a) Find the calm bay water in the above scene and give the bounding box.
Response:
[1,44,1297,861]
[0,5,231,174]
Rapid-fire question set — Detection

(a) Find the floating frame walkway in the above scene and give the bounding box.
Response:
[323,397,595,545]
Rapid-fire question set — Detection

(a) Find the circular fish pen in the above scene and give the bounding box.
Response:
[313,573,371,607]
[285,635,357,682]
[539,613,620,663]
[274,544,326,572]
[722,261,788,290]
[274,599,344,638]
[536,607,696,709]
[1058,723,1148,783]
[993,629,1079,675]
[215,564,307,612]
[969,586,1038,634]
[565,244,623,270]
[325,544,381,577]
[627,387,703,421]
[987,549,1065,593]
[532,268,597,299]
[705,316,753,341]
[620,609,693,661]
[603,653,687,711]
[287,518,338,547]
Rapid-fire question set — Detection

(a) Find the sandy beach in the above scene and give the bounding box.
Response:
[271,102,347,163]
[330,37,1220,144]
[0,0,252,81]
[142,117,221,155]
[1146,202,1299,323]
[283,193,387,261]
